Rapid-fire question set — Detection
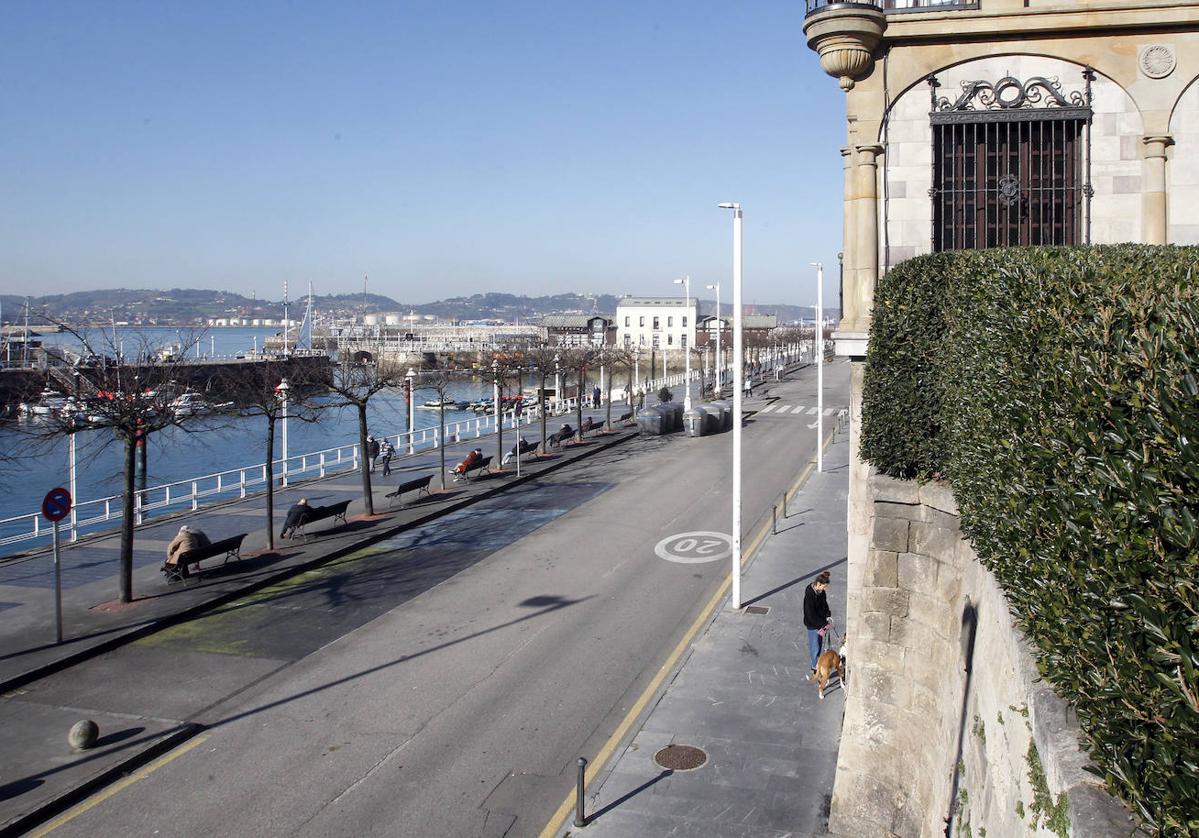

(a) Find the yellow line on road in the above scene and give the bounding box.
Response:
[536,575,730,838]
[29,734,210,837]
[538,428,837,837]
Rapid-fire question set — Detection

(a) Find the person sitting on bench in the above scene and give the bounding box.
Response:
[281,498,313,539]
[165,525,211,579]
[502,437,532,465]
[453,448,484,479]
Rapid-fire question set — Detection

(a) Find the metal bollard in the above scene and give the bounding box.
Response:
[783,492,788,519]
[574,756,588,827]
[772,504,777,535]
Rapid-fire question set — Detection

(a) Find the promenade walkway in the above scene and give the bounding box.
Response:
[556,420,850,837]
[0,401,647,685]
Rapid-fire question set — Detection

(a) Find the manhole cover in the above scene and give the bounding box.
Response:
[654,744,708,771]
[743,605,770,615]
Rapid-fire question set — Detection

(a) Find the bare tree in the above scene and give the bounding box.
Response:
[22,322,213,602]
[520,346,560,454]
[414,370,461,490]
[557,347,598,442]
[232,358,325,551]
[596,346,633,430]
[478,357,507,470]
[325,343,405,516]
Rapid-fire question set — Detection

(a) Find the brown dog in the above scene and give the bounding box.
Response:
[814,646,846,700]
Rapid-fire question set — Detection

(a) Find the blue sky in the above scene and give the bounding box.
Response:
[0,2,846,308]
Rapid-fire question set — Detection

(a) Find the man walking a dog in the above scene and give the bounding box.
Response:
[803,571,833,676]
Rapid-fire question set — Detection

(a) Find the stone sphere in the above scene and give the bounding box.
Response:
[68,720,99,751]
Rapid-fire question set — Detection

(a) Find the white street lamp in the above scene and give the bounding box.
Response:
[406,367,417,455]
[277,377,291,486]
[705,282,721,394]
[811,263,824,473]
[673,275,692,411]
[719,201,743,611]
[553,353,562,412]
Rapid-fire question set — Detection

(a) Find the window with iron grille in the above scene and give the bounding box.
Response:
[929,72,1092,251]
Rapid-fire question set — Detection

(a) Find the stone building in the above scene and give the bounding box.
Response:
[803,0,1197,833]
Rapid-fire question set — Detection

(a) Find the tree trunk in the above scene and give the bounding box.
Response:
[358,402,374,516]
[439,400,447,490]
[265,416,276,551]
[119,435,136,603]
[606,373,613,430]
[575,370,584,441]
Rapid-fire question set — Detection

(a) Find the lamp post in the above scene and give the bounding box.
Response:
[811,262,824,473]
[673,276,692,411]
[493,358,503,466]
[277,377,290,487]
[705,282,721,394]
[719,201,743,611]
[554,353,562,413]
[406,367,417,455]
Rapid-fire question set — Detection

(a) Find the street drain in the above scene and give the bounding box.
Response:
[743,605,770,615]
[654,744,708,771]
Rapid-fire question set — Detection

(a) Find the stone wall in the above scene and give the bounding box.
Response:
[827,475,1136,838]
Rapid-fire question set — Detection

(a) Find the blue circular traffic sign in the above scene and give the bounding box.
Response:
[42,488,73,522]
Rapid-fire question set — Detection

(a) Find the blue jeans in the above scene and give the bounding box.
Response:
[807,628,824,670]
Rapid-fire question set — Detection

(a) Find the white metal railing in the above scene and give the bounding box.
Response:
[0,399,562,551]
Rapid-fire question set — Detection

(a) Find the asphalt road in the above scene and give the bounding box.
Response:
[22,360,851,838]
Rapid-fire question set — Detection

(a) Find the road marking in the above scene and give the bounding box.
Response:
[654,531,733,564]
[29,734,210,837]
[759,404,776,413]
[538,426,837,838]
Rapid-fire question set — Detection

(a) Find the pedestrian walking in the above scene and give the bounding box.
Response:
[367,435,381,472]
[744,376,752,397]
[637,389,645,410]
[803,571,833,676]
[379,439,395,476]
[592,385,601,408]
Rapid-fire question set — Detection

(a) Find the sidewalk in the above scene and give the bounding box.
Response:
[567,428,850,837]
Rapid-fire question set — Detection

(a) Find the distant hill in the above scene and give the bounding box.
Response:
[0,289,834,327]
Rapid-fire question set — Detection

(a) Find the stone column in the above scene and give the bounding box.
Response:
[853,145,883,333]
[1142,135,1172,244]
[840,147,857,327]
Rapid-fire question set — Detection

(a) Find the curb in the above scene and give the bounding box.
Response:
[0,429,640,696]
[0,722,205,837]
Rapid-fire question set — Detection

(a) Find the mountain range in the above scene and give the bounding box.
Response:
[0,289,834,327]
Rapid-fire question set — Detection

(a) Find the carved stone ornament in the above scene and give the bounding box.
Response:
[1139,45,1176,80]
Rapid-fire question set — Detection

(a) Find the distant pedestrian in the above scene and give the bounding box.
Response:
[804,572,833,677]
[367,435,381,471]
[592,385,601,408]
[379,439,395,476]
[744,377,752,397]
[637,389,645,410]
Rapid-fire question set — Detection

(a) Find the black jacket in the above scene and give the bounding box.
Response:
[803,584,831,630]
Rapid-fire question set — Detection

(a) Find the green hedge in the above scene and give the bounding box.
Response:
[862,245,1199,836]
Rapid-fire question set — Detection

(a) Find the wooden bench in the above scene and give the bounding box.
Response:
[619,411,633,423]
[294,499,352,538]
[386,473,433,507]
[161,533,247,583]
[547,427,576,448]
[454,455,493,483]
[503,439,538,465]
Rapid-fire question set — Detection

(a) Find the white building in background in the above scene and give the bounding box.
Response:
[615,297,697,351]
